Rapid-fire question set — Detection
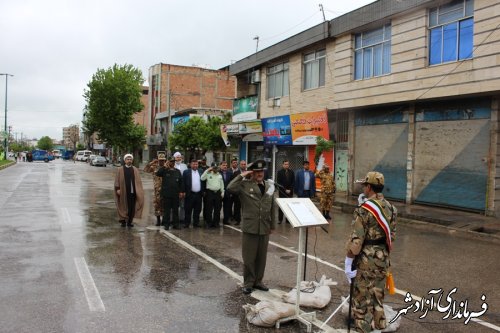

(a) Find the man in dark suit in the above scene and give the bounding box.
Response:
[295,160,316,198]
[230,160,247,225]
[183,159,205,228]
[276,160,295,224]
[220,161,234,225]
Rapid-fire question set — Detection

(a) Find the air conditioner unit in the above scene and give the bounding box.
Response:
[273,97,281,107]
[250,70,261,84]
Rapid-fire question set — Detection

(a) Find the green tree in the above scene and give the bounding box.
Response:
[314,136,334,168]
[83,64,146,151]
[38,136,54,151]
[168,113,231,155]
[76,143,85,150]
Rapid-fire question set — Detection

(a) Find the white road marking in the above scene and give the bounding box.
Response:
[60,208,71,224]
[226,225,500,332]
[74,257,105,312]
[157,228,344,332]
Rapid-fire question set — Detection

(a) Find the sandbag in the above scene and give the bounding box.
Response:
[340,296,401,332]
[282,275,337,309]
[243,300,296,327]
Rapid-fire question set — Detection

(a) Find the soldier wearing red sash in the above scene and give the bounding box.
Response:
[344,171,397,333]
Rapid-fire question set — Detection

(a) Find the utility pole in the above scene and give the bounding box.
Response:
[253,36,260,53]
[319,4,326,22]
[0,73,13,160]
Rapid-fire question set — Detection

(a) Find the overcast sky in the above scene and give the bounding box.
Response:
[0,0,375,141]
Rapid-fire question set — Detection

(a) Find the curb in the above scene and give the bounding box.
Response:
[333,202,500,242]
[0,161,16,171]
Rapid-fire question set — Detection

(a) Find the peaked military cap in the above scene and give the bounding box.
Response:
[248,159,266,171]
[157,153,166,160]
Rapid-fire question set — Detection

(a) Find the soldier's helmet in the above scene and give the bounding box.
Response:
[355,171,384,186]
[157,153,166,160]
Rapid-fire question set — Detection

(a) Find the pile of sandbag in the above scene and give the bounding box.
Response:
[243,300,296,327]
[282,275,337,309]
[340,296,401,332]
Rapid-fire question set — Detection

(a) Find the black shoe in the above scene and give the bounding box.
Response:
[120,221,126,227]
[127,222,134,227]
[253,285,269,291]
[164,225,170,230]
[193,224,200,228]
[278,220,282,224]
[223,221,230,225]
[242,287,253,294]
[234,221,240,226]
[173,225,181,230]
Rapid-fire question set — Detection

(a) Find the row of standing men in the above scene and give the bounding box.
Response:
[145,154,337,229]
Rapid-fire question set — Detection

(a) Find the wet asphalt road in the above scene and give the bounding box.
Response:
[0,160,499,333]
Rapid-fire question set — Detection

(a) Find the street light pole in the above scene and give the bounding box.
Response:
[0,73,13,160]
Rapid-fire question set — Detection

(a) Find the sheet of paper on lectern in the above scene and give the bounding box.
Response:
[287,201,317,226]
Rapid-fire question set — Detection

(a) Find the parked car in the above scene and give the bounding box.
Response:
[91,156,107,167]
[87,154,97,164]
[75,150,92,161]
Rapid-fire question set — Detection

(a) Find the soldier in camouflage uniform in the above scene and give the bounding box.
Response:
[315,164,335,220]
[144,153,167,226]
[344,171,397,333]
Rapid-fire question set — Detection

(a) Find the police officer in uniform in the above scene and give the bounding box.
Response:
[344,171,397,333]
[156,156,185,230]
[315,164,336,221]
[227,159,276,294]
[144,153,167,226]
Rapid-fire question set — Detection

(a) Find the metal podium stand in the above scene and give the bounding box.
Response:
[275,198,329,332]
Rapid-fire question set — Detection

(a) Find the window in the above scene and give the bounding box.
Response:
[354,24,391,80]
[429,0,474,65]
[303,49,326,90]
[267,62,289,99]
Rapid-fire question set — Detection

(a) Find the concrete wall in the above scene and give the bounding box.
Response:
[333,0,500,109]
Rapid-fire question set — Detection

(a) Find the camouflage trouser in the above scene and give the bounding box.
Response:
[319,192,334,211]
[351,259,388,332]
[153,190,163,216]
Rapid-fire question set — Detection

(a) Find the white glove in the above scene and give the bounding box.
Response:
[345,257,357,284]
[265,180,275,196]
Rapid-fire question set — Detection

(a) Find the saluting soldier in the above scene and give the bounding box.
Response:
[156,156,185,230]
[315,164,336,221]
[227,159,276,295]
[144,153,167,226]
[344,171,397,333]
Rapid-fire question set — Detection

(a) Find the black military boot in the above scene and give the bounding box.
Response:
[156,216,162,226]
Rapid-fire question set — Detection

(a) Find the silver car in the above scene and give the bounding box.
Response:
[91,156,107,167]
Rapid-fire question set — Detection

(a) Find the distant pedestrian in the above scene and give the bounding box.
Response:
[294,160,315,198]
[114,154,144,227]
[157,156,185,230]
[227,159,276,295]
[144,153,167,226]
[201,163,224,228]
[315,164,335,221]
[345,171,397,333]
[276,160,294,224]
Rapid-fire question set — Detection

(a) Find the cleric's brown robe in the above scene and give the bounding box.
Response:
[114,166,144,221]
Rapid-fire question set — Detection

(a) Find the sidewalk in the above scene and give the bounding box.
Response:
[332,193,500,240]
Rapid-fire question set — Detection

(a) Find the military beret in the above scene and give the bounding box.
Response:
[248,159,266,171]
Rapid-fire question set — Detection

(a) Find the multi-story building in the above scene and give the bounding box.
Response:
[146,63,236,161]
[62,125,79,149]
[229,0,500,216]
